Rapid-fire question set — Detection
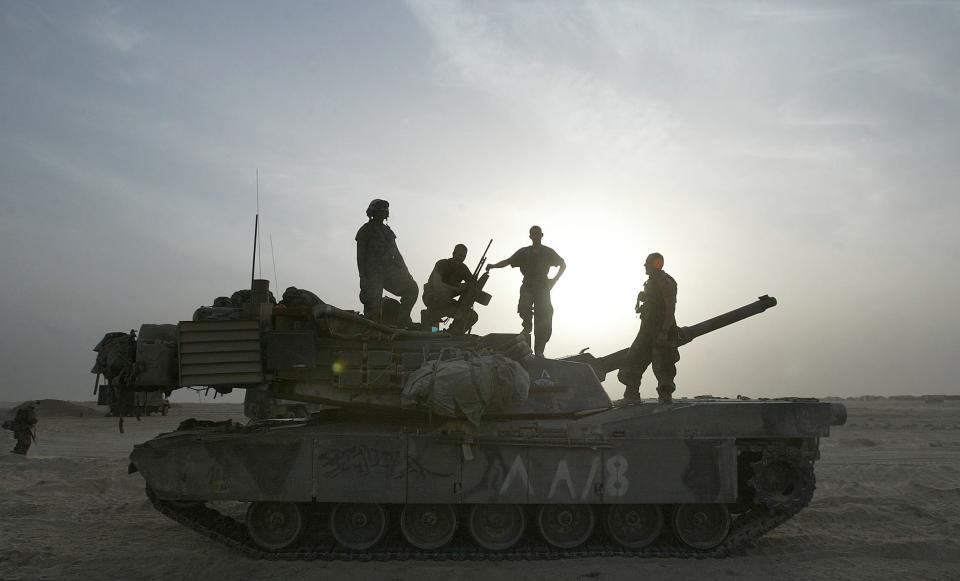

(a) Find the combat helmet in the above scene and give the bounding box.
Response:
[366,199,390,218]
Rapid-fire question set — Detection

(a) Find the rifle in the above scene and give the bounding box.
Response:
[473,239,493,280]
[449,239,493,334]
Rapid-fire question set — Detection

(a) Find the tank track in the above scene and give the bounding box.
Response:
[144,443,814,560]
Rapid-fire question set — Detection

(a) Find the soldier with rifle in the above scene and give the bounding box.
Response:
[423,241,493,334]
[3,401,38,455]
[486,225,565,357]
[618,252,680,404]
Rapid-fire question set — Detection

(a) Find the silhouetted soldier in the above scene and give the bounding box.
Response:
[355,199,419,324]
[486,225,565,357]
[619,253,680,404]
[422,244,478,333]
[3,401,38,455]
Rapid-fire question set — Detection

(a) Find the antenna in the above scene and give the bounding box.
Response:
[257,170,263,279]
[251,169,259,287]
[270,234,280,292]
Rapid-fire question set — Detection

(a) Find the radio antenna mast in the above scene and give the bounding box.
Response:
[251,169,259,287]
[270,234,280,292]
[257,170,263,279]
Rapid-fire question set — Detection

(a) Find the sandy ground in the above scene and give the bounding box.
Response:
[2,400,959,581]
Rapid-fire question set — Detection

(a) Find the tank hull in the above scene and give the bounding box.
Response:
[130,399,844,557]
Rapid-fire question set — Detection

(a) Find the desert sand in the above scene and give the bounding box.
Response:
[2,400,959,581]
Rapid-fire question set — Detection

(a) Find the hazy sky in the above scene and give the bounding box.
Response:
[2,1,958,404]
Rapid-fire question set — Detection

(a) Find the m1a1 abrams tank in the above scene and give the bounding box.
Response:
[120,282,846,560]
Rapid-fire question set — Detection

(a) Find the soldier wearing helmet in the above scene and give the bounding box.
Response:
[355,199,419,324]
[486,225,565,357]
[3,401,38,455]
[618,252,680,404]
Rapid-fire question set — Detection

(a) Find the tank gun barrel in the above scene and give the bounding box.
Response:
[566,295,777,381]
[678,294,777,346]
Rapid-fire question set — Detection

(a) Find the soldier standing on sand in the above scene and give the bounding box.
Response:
[3,401,38,455]
[486,225,565,357]
[619,253,680,404]
[355,199,419,324]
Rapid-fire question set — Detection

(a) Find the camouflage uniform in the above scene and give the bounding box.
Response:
[506,245,564,356]
[618,269,680,401]
[3,404,38,455]
[423,257,478,331]
[356,221,418,323]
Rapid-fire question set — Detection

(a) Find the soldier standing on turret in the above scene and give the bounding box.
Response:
[619,253,680,404]
[3,401,38,455]
[356,199,419,324]
[486,225,565,357]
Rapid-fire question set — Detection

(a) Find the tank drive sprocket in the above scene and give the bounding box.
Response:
[748,446,815,513]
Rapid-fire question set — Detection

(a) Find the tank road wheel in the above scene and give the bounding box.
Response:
[400,503,459,550]
[671,504,731,551]
[537,504,595,549]
[468,504,526,551]
[604,504,663,550]
[330,503,388,551]
[245,501,307,552]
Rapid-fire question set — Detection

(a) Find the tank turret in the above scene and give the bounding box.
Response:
[93,291,783,421]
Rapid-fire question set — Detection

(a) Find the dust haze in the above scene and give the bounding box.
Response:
[1,3,959,403]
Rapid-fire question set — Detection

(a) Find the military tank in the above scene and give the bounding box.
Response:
[115,281,846,560]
